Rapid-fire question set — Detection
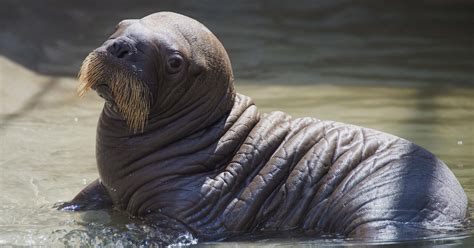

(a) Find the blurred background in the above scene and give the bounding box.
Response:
[0,0,473,246]
[1,0,473,83]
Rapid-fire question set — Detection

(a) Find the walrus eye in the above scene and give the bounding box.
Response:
[166,55,184,74]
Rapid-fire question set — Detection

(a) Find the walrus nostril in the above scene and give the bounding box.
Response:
[117,50,129,59]
[108,40,130,59]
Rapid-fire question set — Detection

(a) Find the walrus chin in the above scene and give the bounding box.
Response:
[77,51,152,133]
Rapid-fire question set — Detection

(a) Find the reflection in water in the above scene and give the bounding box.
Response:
[0,0,473,246]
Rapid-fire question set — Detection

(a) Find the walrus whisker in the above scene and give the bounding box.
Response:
[77,52,151,133]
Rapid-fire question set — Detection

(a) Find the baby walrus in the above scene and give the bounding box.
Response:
[59,12,467,242]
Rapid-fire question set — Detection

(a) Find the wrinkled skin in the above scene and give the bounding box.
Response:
[59,12,468,241]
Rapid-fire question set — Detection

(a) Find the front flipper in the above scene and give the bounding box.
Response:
[56,179,113,211]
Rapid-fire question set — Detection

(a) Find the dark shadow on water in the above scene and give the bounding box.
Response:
[0,78,58,131]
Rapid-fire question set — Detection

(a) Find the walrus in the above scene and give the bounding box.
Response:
[58,12,468,242]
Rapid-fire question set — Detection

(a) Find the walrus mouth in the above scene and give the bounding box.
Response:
[77,52,151,133]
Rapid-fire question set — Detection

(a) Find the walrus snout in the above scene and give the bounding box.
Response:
[93,39,136,63]
[107,39,133,59]
[77,49,152,133]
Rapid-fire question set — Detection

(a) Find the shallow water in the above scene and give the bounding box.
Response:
[1,0,473,246]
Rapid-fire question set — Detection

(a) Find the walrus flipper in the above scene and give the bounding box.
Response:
[56,179,113,211]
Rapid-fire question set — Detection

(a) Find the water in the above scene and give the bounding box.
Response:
[1,0,473,246]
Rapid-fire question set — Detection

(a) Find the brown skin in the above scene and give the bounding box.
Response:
[59,12,468,241]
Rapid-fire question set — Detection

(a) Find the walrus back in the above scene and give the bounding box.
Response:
[197,103,467,237]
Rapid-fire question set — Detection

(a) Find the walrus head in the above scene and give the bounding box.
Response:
[78,12,235,133]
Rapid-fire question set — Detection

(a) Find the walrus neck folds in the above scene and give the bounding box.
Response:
[95,71,238,186]
[78,52,152,133]
[97,91,258,212]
